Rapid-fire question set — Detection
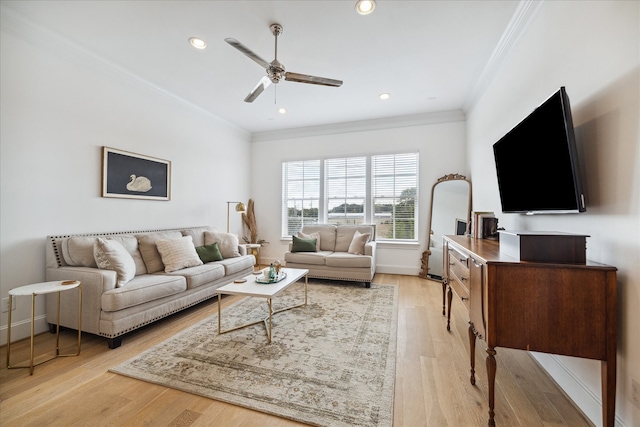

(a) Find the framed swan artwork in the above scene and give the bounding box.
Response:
[102,147,171,200]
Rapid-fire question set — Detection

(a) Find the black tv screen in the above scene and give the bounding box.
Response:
[493,87,586,214]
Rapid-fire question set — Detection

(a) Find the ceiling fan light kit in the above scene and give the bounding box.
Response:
[225,23,343,103]
[356,0,376,15]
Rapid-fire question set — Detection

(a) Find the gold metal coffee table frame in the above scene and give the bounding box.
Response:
[6,280,82,375]
[217,268,308,343]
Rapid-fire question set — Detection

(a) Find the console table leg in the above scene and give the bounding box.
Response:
[446,286,453,331]
[601,359,616,427]
[469,323,476,385]
[442,280,446,316]
[486,347,497,427]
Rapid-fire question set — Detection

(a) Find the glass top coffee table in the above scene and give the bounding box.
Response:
[216,268,309,343]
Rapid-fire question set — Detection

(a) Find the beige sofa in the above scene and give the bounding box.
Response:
[284,224,376,287]
[45,226,255,348]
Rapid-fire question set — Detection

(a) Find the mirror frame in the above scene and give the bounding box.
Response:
[419,173,472,280]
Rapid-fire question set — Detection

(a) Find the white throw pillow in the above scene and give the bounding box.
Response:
[155,236,203,273]
[204,231,241,258]
[348,230,371,255]
[94,238,137,287]
[298,231,321,251]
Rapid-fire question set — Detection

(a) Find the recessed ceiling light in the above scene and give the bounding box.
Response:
[379,93,390,100]
[189,37,207,49]
[356,0,376,15]
[278,108,287,114]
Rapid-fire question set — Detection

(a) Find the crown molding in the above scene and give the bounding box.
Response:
[463,0,543,112]
[251,110,466,143]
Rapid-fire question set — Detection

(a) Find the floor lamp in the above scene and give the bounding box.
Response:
[226,201,246,233]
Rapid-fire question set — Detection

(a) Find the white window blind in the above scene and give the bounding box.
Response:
[371,153,418,240]
[282,160,320,236]
[325,157,366,225]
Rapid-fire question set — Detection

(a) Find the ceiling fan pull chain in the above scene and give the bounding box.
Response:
[274,85,277,104]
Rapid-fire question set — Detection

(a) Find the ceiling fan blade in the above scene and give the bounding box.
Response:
[244,76,272,103]
[284,72,343,87]
[225,38,270,69]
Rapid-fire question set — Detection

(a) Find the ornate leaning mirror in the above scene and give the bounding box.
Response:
[419,174,472,280]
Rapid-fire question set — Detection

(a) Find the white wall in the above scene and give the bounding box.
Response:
[466,2,639,426]
[0,15,251,344]
[250,117,467,275]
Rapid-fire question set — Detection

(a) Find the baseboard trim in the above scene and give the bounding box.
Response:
[531,352,627,427]
[0,314,49,347]
[375,265,420,276]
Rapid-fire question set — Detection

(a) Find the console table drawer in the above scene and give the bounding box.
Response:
[449,273,469,309]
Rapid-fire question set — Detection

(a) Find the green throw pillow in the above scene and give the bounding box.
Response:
[291,235,317,252]
[195,242,223,263]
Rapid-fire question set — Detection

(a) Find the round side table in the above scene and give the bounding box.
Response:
[6,280,82,375]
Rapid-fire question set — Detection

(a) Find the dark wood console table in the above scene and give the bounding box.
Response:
[442,235,617,427]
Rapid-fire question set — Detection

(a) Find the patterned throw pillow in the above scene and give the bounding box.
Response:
[94,238,136,287]
[155,236,203,273]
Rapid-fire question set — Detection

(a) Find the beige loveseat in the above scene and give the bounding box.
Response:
[45,226,254,348]
[284,224,376,287]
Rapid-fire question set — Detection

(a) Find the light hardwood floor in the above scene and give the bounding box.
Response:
[0,274,592,426]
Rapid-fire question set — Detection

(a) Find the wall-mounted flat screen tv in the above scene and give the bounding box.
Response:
[493,87,586,214]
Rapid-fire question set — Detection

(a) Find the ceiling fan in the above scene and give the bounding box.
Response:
[225,23,343,103]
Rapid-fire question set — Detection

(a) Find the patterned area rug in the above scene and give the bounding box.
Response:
[110,281,398,427]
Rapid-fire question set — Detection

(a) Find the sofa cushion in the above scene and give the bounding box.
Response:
[335,225,375,252]
[217,255,256,276]
[137,231,183,273]
[195,242,223,263]
[298,231,321,251]
[163,263,225,289]
[348,230,371,255]
[291,236,317,252]
[326,252,372,268]
[62,236,98,267]
[181,226,212,247]
[204,231,241,258]
[106,235,147,275]
[101,274,187,312]
[285,251,332,266]
[94,238,137,287]
[156,236,204,273]
[300,224,336,251]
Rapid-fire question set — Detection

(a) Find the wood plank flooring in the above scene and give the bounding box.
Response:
[0,274,593,426]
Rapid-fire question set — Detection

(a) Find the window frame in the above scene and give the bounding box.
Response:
[282,152,419,242]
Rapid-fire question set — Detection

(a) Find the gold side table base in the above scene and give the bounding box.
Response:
[7,282,82,375]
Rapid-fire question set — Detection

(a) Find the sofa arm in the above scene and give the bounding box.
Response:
[364,240,376,257]
[45,266,117,335]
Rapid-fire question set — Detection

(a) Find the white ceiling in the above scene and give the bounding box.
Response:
[2,1,522,136]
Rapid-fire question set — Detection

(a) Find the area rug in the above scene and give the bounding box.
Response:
[110,281,398,427]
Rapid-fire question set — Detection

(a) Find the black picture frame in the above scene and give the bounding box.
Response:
[102,147,171,200]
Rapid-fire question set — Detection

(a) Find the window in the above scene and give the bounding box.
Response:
[325,157,366,225]
[372,153,418,240]
[282,160,320,236]
[282,153,418,241]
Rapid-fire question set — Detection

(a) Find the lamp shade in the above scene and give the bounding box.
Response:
[235,202,246,213]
